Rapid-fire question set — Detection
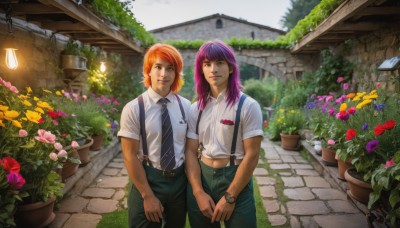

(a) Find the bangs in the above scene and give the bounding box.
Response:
[198,42,231,63]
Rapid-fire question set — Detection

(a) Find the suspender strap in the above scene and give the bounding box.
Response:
[175,94,186,122]
[138,95,151,167]
[196,111,203,135]
[230,94,247,166]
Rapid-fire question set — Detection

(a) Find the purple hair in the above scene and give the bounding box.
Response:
[194,40,242,110]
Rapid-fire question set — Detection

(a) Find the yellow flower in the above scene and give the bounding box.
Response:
[0,120,5,127]
[279,109,285,113]
[0,105,9,111]
[34,107,44,114]
[37,101,53,110]
[356,99,372,109]
[27,87,32,94]
[22,100,32,106]
[106,123,111,127]
[25,110,42,123]
[12,120,22,128]
[363,94,378,100]
[18,94,29,99]
[33,96,39,101]
[339,103,347,112]
[42,89,52,94]
[4,110,19,120]
[0,112,4,120]
[56,91,62,96]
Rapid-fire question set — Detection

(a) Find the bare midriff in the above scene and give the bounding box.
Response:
[201,156,242,168]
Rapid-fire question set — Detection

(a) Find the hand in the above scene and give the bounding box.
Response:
[143,195,164,223]
[211,196,235,223]
[194,191,215,219]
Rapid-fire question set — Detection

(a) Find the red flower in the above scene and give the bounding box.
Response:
[374,124,386,135]
[346,129,357,140]
[263,121,268,127]
[1,157,21,173]
[38,118,44,124]
[347,107,357,115]
[47,110,60,119]
[61,133,67,138]
[383,120,396,130]
[220,119,234,125]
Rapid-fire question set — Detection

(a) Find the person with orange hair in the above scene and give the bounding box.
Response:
[118,43,190,227]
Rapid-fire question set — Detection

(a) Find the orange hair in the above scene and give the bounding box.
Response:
[142,43,184,93]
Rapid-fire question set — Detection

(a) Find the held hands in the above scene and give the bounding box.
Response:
[143,194,164,223]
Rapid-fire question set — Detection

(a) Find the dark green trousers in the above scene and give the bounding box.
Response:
[187,161,256,228]
[128,165,187,228]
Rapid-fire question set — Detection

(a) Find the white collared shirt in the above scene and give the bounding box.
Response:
[118,87,190,169]
[187,91,263,159]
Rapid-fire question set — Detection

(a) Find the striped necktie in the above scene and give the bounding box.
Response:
[159,98,175,171]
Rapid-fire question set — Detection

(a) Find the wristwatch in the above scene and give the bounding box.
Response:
[224,192,236,204]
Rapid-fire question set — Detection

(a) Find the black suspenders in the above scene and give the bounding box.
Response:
[196,94,247,166]
[138,94,185,167]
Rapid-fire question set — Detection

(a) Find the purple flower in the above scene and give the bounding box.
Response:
[366,140,379,153]
[374,104,385,110]
[328,108,335,116]
[362,122,368,130]
[7,172,26,190]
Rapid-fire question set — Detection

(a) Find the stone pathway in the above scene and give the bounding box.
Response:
[50,137,369,228]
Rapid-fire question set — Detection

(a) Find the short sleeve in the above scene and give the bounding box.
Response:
[241,98,264,140]
[117,100,140,140]
[187,103,200,140]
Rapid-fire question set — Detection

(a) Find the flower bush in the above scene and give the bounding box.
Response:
[269,108,304,136]
[0,77,79,208]
[0,157,27,227]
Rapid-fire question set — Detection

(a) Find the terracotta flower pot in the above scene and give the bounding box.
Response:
[90,134,105,151]
[76,137,94,166]
[344,167,372,204]
[280,133,301,151]
[61,149,79,182]
[338,158,352,180]
[15,196,56,228]
[321,147,338,166]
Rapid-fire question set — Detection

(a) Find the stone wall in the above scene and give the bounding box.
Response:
[332,27,400,91]
[0,15,142,91]
[152,15,284,41]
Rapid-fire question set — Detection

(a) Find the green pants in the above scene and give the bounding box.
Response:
[187,161,256,228]
[128,165,187,228]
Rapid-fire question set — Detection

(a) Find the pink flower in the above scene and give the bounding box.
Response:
[220,119,234,125]
[337,77,345,83]
[7,172,26,190]
[54,142,63,151]
[19,129,28,137]
[57,150,68,159]
[384,159,396,168]
[327,139,335,145]
[35,129,56,144]
[343,83,349,90]
[49,152,58,161]
[52,119,59,126]
[82,95,87,100]
[71,141,79,148]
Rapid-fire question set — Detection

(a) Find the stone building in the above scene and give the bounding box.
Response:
[150,13,285,41]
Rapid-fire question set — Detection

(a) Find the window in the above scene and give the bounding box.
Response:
[251,31,255,40]
[216,19,223,29]
[295,71,304,80]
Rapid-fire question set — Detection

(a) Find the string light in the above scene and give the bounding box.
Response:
[100,61,106,72]
[4,4,18,70]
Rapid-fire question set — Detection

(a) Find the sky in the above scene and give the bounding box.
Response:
[130,0,292,31]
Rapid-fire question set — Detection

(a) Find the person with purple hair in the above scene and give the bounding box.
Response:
[185,40,263,227]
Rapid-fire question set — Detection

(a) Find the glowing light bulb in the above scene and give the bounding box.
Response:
[100,61,106,72]
[5,48,18,70]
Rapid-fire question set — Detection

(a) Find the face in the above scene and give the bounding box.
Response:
[202,59,233,92]
[148,58,176,96]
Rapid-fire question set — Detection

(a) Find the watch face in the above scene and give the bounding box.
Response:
[225,193,235,204]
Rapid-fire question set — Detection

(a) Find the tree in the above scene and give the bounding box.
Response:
[280,0,320,31]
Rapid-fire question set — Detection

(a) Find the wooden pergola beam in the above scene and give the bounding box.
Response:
[291,0,377,54]
[38,0,144,54]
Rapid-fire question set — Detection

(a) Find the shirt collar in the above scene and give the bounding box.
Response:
[209,89,227,103]
[148,87,175,104]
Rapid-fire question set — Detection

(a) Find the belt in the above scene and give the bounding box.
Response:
[143,164,185,178]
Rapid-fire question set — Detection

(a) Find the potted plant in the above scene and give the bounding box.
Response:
[276,109,304,150]
[0,78,78,226]
[61,40,87,80]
